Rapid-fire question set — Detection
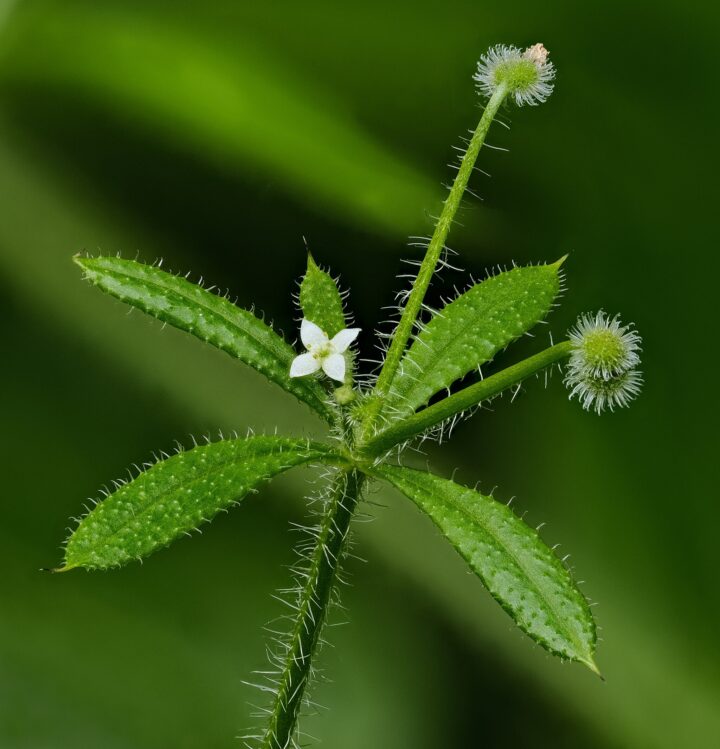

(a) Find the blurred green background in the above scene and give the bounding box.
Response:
[0,1,717,747]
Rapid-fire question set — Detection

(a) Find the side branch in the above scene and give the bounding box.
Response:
[362,342,572,455]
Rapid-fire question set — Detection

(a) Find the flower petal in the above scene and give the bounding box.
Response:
[289,353,321,378]
[330,328,361,353]
[322,353,346,382]
[300,319,328,349]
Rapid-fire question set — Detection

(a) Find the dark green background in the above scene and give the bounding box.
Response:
[0,1,716,747]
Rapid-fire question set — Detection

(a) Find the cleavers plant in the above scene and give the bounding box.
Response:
[53,43,643,748]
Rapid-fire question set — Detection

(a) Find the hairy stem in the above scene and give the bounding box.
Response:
[262,469,365,749]
[362,342,572,455]
[361,83,508,438]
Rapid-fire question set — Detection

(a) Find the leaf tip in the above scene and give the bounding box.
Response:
[306,252,319,271]
[72,253,93,273]
[552,253,569,269]
[581,655,604,680]
[43,562,79,574]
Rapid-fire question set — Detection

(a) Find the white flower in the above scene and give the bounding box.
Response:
[474,43,555,106]
[289,319,360,383]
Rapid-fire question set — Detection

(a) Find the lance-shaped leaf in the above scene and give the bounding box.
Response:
[383,262,563,422]
[75,256,334,422]
[299,254,348,338]
[373,464,598,671]
[60,436,334,571]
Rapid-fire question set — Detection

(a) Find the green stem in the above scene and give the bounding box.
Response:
[262,469,365,749]
[361,83,508,439]
[362,342,572,455]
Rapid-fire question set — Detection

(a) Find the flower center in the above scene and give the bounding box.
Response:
[311,342,334,361]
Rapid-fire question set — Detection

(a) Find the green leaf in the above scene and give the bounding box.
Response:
[75,256,334,422]
[373,464,598,671]
[299,254,347,337]
[384,262,562,422]
[61,436,334,571]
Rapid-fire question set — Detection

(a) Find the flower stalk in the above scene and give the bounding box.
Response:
[360,82,509,438]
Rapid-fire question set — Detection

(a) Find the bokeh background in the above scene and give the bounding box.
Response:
[0,1,717,747]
